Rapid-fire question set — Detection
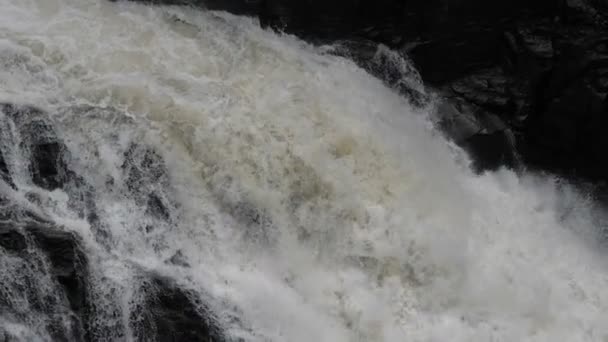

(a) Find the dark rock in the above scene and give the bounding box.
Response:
[0,103,70,190]
[0,224,27,253]
[0,149,11,187]
[518,33,608,181]
[463,131,519,172]
[409,27,502,86]
[0,103,227,341]
[450,69,515,114]
[131,276,224,342]
[434,101,483,143]
[147,193,171,221]
[0,108,14,188]
[30,141,68,190]
[0,218,89,342]
[26,223,89,319]
[423,3,608,179]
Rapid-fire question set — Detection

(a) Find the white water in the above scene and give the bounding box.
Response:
[0,0,607,341]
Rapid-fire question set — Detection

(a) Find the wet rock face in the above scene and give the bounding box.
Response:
[522,34,608,180]
[0,224,27,253]
[0,220,88,342]
[422,4,608,182]
[0,103,70,190]
[30,141,67,190]
[131,276,224,342]
[0,104,225,341]
[0,151,9,186]
[401,2,608,181]
[27,222,89,317]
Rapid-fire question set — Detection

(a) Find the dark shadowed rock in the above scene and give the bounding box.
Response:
[0,149,11,187]
[30,142,68,190]
[132,276,224,342]
[0,224,27,254]
[147,193,171,221]
[0,219,88,342]
[463,131,519,172]
[0,103,70,190]
[520,33,608,181]
[0,228,26,254]
[414,2,608,181]
[25,223,89,331]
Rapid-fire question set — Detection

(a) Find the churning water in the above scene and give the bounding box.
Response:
[0,0,607,341]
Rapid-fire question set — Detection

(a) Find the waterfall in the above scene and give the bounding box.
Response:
[0,1,607,341]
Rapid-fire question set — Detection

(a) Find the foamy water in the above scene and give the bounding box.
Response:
[0,0,607,341]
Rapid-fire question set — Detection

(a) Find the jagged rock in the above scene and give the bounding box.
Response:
[0,103,70,190]
[0,224,27,253]
[30,141,68,190]
[419,2,608,179]
[26,223,89,318]
[132,276,224,342]
[450,69,514,114]
[0,219,88,342]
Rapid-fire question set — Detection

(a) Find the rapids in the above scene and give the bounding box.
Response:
[0,0,607,341]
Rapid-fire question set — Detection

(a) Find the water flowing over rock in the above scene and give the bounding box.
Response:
[1,1,608,341]
[0,104,225,341]
[120,0,608,184]
[130,276,224,341]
